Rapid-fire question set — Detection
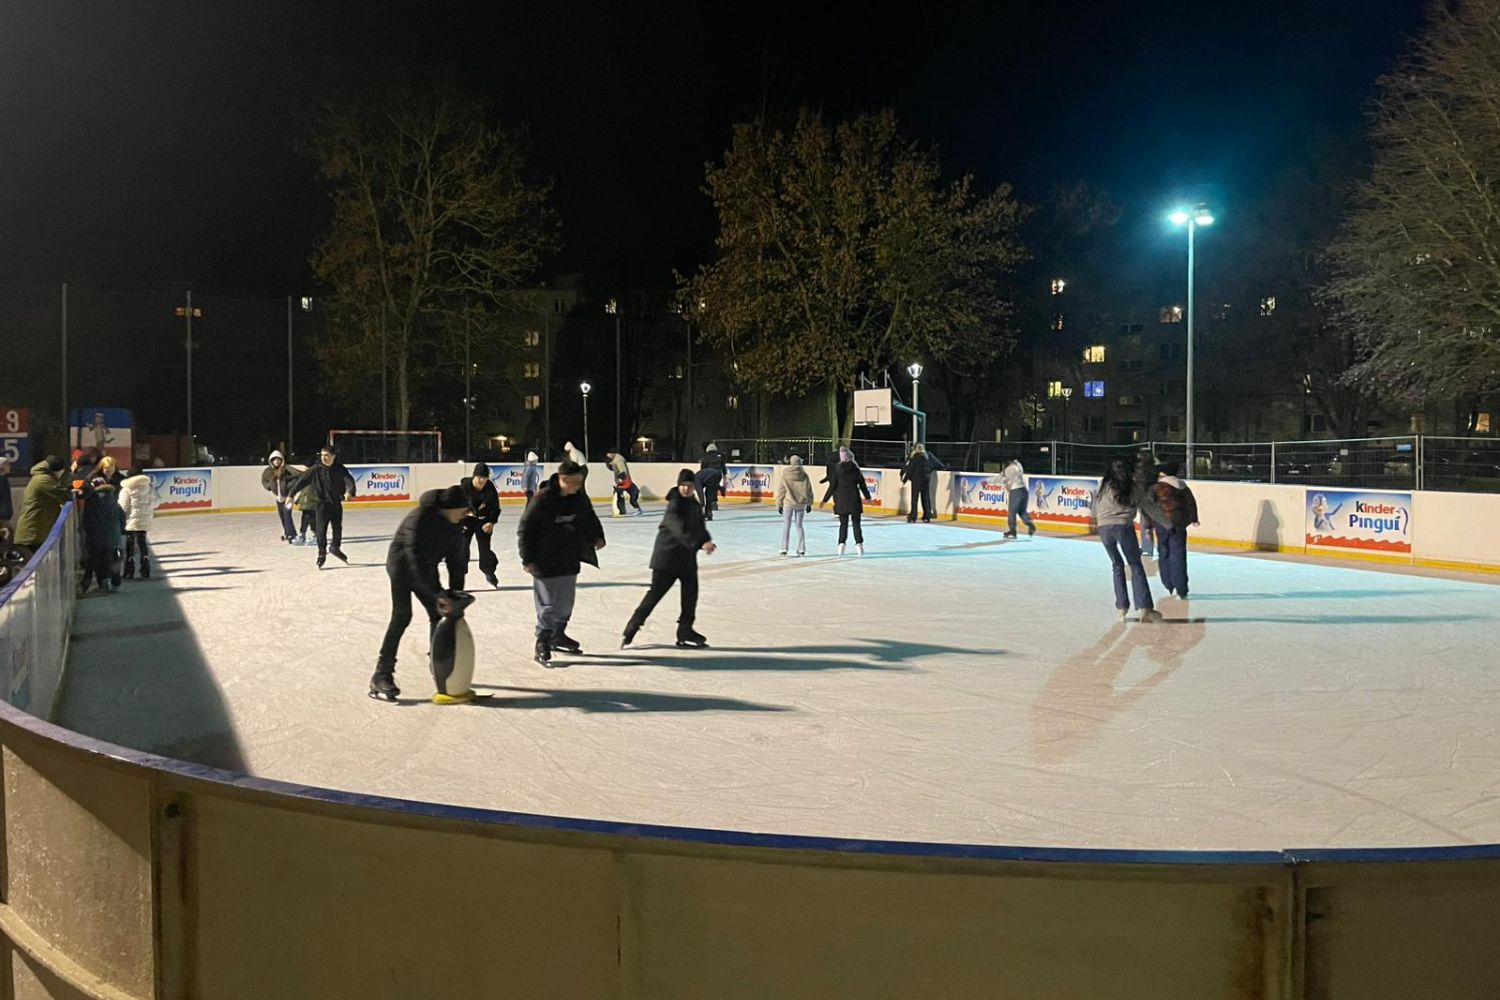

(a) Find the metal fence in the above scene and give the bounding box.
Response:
[712,435,1500,493]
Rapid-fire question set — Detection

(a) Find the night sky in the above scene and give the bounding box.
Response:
[1,0,1427,293]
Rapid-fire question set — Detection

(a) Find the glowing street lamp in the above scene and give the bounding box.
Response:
[579,381,592,460]
[1168,203,1215,475]
[907,362,923,445]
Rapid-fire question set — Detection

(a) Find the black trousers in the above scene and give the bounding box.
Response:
[907,479,930,521]
[81,544,118,590]
[314,502,343,555]
[461,518,498,579]
[377,572,440,670]
[298,509,315,535]
[628,568,699,633]
[837,512,864,545]
[124,530,150,576]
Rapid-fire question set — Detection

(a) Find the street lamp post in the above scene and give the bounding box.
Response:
[606,299,620,452]
[1060,386,1073,443]
[907,362,923,445]
[579,381,592,460]
[1168,203,1215,477]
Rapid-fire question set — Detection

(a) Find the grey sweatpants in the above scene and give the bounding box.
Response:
[780,506,806,554]
[532,574,578,637]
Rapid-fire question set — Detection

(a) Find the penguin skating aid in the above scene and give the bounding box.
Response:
[430,590,479,704]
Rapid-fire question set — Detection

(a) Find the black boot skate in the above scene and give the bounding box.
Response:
[123,558,136,580]
[368,668,400,702]
[534,632,554,666]
[675,628,709,649]
[622,621,641,648]
[551,630,582,654]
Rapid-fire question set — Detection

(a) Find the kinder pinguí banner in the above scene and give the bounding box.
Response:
[724,464,774,500]
[954,473,1010,517]
[1028,476,1096,526]
[487,464,528,499]
[147,468,213,511]
[861,469,885,508]
[349,465,412,502]
[1306,488,1412,555]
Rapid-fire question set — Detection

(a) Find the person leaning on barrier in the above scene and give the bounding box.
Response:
[15,456,73,551]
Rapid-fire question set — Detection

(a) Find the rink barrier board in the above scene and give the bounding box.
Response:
[7,505,1500,994]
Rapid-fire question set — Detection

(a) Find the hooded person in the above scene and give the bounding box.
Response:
[1149,461,1200,598]
[517,460,606,664]
[458,462,501,589]
[118,468,157,579]
[261,450,299,542]
[900,443,935,523]
[370,485,471,701]
[605,449,642,516]
[15,456,72,549]
[774,455,814,556]
[522,451,543,500]
[283,446,357,567]
[80,472,125,594]
[562,441,588,481]
[820,446,872,555]
[1133,447,1162,559]
[694,443,727,520]
[622,468,715,647]
[998,456,1035,539]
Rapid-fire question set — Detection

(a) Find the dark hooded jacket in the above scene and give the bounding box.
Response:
[822,460,872,515]
[285,460,357,505]
[900,451,932,486]
[517,474,605,578]
[650,488,712,577]
[16,460,73,548]
[700,448,727,478]
[459,476,501,525]
[386,489,466,602]
[81,478,125,550]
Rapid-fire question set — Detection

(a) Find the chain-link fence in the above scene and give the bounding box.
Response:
[704,435,1500,492]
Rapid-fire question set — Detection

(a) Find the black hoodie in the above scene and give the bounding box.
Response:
[821,460,872,515]
[517,474,605,577]
[649,488,711,576]
[386,489,466,601]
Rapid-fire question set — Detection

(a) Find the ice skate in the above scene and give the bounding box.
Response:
[1118,608,1129,621]
[368,672,400,702]
[856,543,865,556]
[1003,531,1017,539]
[330,548,349,564]
[484,572,499,589]
[675,628,708,649]
[316,554,326,569]
[837,543,845,557]
[1027,524,1036,536]
[533,633,553,666]
[123,558,135,580]
[622,622,640,648]
[1138,608,1164,624]
[551,631,582,654]
[140,562,151,580]
[778,550,787,556]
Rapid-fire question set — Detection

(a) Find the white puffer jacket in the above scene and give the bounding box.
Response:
[119,474,156,532]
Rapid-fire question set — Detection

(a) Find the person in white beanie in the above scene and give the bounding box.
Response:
[261,450,298,543]
[522,451,543,501]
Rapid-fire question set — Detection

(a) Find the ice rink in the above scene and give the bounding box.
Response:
[58,501,1500,852]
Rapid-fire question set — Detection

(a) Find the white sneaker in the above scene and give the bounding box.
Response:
[1138,608,1164,624]
[856,543,865,556]
[778,550,787,556]
[837,543,846,556]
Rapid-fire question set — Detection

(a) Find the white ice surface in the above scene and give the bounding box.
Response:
[58,503,1500,852]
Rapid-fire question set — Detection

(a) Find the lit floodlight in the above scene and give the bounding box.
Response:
[1168,209,1191,226]
[579,381,592,395]
[908,362,923,379]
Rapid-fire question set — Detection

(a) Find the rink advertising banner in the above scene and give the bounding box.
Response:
[147,468,213,510]
[954,473,1009,517]
[487,464,528,499]
[68,405,134,472]
[724,464,774,499]
[349,465,412,502]
[1028,476,1096,525]
[1305,488,1412,554]
[861,469,885,508]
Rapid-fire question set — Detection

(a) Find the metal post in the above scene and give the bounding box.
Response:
[185,290,193,463]
[543,312,551,457]
[464,315,472,461]
[614,310,622,453]
[684,320,693,460]
[60,283,68,447]
[912,378,920,445]
[582,392,590,460]
[1051,441,1058,475]
[1186,220,1196,479]
[286,295,294,452]
[1270,441,1277,484]
[1416,434,1424,491]
[380,313,388,435]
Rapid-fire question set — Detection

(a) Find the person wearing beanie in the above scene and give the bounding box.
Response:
[517,460,605,664]
[775,455,814,556]
[282,446,357,568]
[820,446,872,556]
[695,442,727,520]
[118,467,157,579]
[15,456,73,549]
[457,462,501,589]
[261,450,299,543]
[605,449,642,516]
[900,443,934,524]
[562,440,588,481]
[79,472,125,594]
[522,451,543,500]
[623,468,715,648]
[370,486,470,701]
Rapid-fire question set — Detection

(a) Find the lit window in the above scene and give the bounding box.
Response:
[1260,296,1277,317]
[1083,380,1105,399]
[524,330,541,347]
[299,296,314,312]
[726,394,740,410]
[1051,313,1064,331]
[1159,306,1183,324]
[1051,278,1067,295]
[523,362,540,379]
[522,395,540,411]
[1046,380,1065,398]
[1082,345,1106,364]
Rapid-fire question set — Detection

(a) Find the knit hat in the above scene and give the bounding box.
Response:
[788,455,803,466]
[526,451,538,462]
[473,462,490,478]
[706,442,718,452]
[677,468,696,485]
[436,485,469,509]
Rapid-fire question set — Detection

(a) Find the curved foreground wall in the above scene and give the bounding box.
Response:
[3,513,1500,997]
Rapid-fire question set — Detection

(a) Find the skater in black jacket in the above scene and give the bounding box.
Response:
[517,461,606,663]
[900,443,934,523]
[458,462,501,588]
[696,443,727,519]
[370,486,470,701]
[283,446,357,568]
[622,469,716,648]
[820,446,873,556]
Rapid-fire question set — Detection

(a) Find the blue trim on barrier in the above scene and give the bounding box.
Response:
[0,503,74,609]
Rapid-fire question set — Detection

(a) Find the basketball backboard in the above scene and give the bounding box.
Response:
[853,387,893,426]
